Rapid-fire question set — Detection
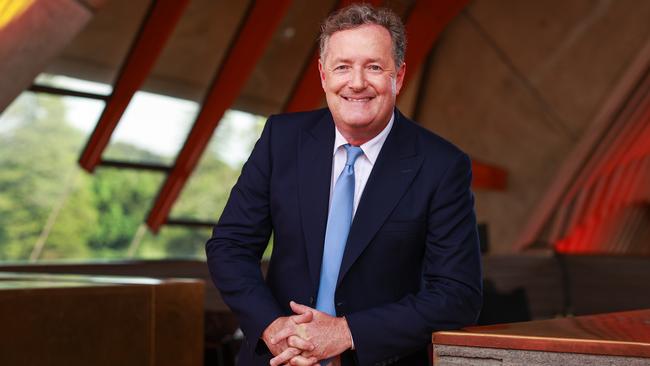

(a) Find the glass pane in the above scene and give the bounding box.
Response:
[0,89,269,262]
[35,168,165,261]
[34,73,113,95]
[133,226,212,260]
[170,110,266,221]
[0,91,103,262]
[103,91,198,165]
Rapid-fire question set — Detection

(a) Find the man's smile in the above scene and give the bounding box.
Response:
[341,96,374,102]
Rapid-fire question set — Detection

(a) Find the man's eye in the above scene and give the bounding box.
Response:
[368,65,382,71]
[334,65,349,71]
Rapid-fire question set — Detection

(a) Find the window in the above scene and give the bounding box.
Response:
[0,75,266,262]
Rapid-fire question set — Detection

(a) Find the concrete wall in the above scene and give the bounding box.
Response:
[417,0,650,253]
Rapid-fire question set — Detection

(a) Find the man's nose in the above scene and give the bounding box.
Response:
[348,68,367,90]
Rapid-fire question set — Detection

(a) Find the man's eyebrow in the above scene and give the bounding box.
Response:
[329,57,384,64]
[329,57,352,64]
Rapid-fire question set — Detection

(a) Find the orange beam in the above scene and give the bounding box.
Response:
[401,0,509,189]
[78,0,189,172]
[471,160,507,190]
[146,0,292,232]
[401,0,468,87]
[283,0,382,113]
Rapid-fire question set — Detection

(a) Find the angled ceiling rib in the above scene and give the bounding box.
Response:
[400,0,507,191]
[514,42,650,251]
[145,0,292,232]
[78,0,190,172]
[552,69,650,254]
[401,0,469,87]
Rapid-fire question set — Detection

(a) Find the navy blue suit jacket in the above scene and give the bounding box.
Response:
[206,108,482,366]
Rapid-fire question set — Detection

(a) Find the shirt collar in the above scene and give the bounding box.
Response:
[332,112,395,165]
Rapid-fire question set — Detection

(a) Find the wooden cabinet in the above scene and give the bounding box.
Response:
[0,272,204,366]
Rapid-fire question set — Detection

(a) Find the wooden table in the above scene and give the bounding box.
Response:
[432,309,650,365]
[0,272,204,366]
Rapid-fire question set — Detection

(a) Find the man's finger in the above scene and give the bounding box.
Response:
[290,301,313,315]
[269,346,300,366]
[287,335,315,352]
[270,325,295,345]
[287,354,318,366]
[290,308,313,324]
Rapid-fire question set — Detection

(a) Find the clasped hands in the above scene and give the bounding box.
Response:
[262,301,352,366]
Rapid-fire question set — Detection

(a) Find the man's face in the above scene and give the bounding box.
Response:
[319,24,405,143]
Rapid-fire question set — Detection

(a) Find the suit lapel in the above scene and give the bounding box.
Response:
[298,111,335,292]
[337,112,424,286]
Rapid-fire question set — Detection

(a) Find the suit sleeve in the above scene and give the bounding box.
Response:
[205,116,282,354]
[345,152,483,366]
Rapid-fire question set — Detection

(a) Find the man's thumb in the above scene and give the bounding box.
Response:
[290,300,310,314]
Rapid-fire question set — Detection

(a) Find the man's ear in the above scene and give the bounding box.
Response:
[318,58,327,89]
[395,62,406,95]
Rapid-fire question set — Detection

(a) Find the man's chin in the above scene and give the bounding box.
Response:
[339,117,375,130]
[336,109,377,124]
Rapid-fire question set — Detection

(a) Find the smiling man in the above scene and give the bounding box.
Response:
[320,22,404,147]
[206,4,482,366]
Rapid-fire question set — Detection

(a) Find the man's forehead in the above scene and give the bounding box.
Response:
[328,24,391,42]
[323,25,393,59]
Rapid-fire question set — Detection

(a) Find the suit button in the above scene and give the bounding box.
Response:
[336,301,343,307]
[309,296,315,305]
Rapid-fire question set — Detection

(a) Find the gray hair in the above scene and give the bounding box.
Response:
[319,4,407,67]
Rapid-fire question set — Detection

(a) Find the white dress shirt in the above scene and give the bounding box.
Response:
[329,113,395,216]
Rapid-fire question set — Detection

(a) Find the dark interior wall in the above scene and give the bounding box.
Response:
[482,253,650,320]
[416,0,650,253]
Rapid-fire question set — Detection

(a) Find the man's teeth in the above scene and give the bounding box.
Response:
[345,97,371,102]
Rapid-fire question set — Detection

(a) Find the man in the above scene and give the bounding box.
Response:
[206,4,482,366]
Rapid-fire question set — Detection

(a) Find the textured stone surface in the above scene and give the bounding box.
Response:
[418,0,650,253]
[434,345,650,366]
[0,0,94,111]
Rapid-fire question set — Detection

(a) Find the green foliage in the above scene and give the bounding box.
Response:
[88,168,162,254]
[0,93,85,260]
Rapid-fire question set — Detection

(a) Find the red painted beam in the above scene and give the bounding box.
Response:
[283,0,382,113]
[401,0,508,189]
[401,0,468,87]
[146,0,292,232]
[78,0,190,172]
[471,160,507,190]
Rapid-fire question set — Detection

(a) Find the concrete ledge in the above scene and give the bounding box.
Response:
[433,345,650,366]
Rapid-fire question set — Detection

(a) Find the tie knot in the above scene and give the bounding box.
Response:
[344,144,363,166]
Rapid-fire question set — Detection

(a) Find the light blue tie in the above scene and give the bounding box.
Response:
[316,144,364,317]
